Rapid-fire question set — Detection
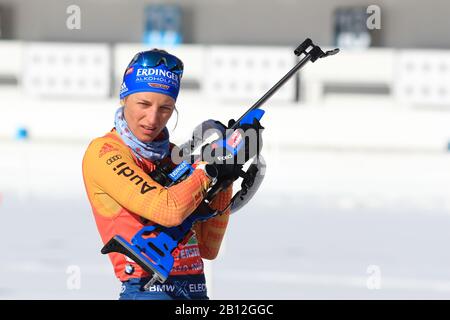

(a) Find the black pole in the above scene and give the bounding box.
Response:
[230,38,339,130]
[231,52,314,130]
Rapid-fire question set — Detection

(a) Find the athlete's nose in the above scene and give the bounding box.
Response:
[143,107,160,128]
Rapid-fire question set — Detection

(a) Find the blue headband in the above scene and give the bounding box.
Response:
[119,63,181,101]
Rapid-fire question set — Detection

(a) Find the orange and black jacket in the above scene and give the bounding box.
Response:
[82,128,231,281]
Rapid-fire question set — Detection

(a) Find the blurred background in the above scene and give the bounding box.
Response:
[1,0,450,299]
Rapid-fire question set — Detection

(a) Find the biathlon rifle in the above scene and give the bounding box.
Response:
[101,39,339,288]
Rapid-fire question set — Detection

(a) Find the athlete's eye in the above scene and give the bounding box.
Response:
[138,102,151,107]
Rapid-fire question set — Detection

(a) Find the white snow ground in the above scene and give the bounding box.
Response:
[1,141,450,299]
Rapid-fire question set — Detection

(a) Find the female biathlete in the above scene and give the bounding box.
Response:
[82,49,261,300]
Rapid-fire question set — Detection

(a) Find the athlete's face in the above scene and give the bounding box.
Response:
[123,92,175,143]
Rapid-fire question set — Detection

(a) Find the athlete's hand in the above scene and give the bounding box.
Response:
[210,117,264,164]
